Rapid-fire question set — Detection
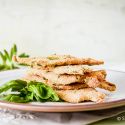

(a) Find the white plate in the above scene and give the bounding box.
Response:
[0,69,125,112]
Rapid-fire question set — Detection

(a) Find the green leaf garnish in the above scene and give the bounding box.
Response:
[19,53,29,58]
[0,80,60,103]
[0,44,30,71]
[10,44,17,59]
[4,49,11,61]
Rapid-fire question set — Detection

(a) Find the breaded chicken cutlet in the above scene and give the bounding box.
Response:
[13,54,104,67]
[14,54,116,103]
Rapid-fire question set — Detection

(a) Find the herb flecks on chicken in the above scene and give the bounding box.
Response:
[14,54,116,103]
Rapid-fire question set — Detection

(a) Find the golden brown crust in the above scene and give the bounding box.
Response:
[15,54,116,103]
[23,73,116,91]
[23,74,88,89]
[99,81,116,91]
[28,69,85,85]
[53,83,88,90]
[27,69,106,86]
[23,75,106,103]
[34,65,93,75]
[56,88,106,103]
[13,55,104,67]
[23,75,89,90]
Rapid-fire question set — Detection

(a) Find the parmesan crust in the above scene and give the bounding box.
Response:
[13,54,104,67]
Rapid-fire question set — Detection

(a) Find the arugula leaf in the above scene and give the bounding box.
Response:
[0,80,60,103]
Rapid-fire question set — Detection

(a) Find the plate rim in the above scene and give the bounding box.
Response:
[0,99,125,112]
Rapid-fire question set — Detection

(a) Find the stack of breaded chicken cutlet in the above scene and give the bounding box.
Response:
[14,54,116,103]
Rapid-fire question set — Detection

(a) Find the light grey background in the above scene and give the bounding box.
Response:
[0,0,125,63]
